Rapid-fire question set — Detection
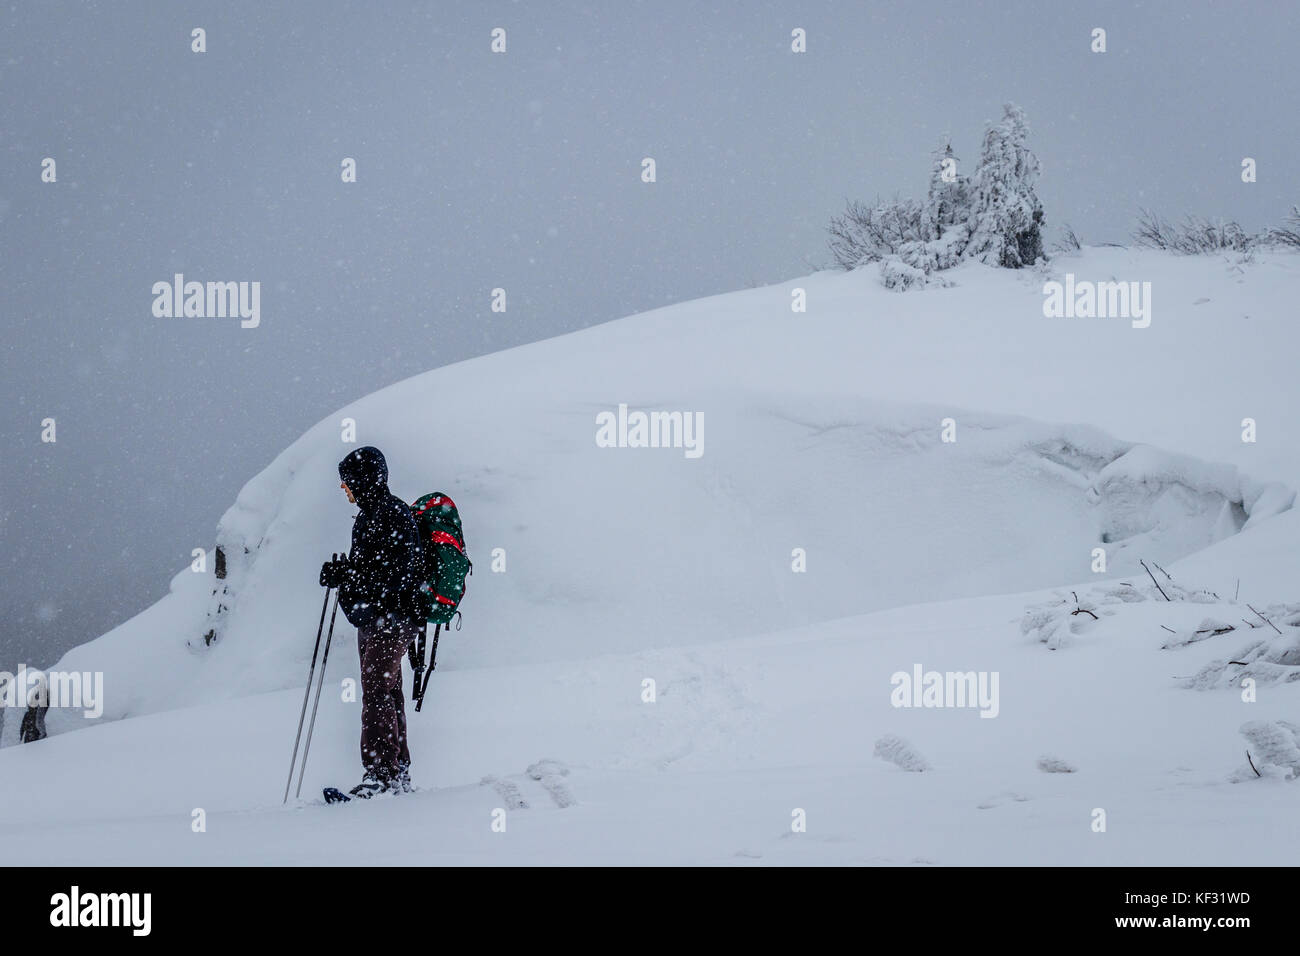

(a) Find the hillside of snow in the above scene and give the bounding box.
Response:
[25,247,1298,726]
[2,529,1299,864]
[2,248,1299,864]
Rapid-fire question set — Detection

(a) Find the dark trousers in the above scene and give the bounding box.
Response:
[356,615,418,780]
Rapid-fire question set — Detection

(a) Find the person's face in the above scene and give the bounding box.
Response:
[340,481,356,504]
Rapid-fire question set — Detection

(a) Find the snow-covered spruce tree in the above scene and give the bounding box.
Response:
[964,103,1045,268]
[920,141,970,242]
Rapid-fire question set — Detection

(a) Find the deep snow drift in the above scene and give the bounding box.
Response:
[3,248,1299,864]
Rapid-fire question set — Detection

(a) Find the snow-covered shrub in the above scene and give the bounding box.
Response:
[873,733,930,772]
[1236,720,1300,780]
[878,225,969,291]
[878,256,932,291]
[963,103,1045,268]
[902,225,970,272]
[1265,205,1300,250]
[1179,604,1300,690]
[827,197,924,269]
[1051,224,1082,255]
[1133,209,1257,254]
[1036,755,1077,773]
[1133,204,1300,254]
[1021,587,1119,649]
[1022,575,1224,650]
[1162,616,1237,649]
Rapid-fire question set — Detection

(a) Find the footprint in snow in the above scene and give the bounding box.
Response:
[480,760,576,811]
[526,758,576,808]
[480,775,529,810]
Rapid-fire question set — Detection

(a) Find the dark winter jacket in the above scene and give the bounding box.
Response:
[337,446,424,629]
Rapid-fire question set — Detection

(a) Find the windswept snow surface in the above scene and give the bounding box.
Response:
[2,583,1297,865]
[4,248,1300,864]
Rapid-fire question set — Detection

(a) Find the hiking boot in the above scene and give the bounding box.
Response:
[396,768,413,793]
[348,772,393,800]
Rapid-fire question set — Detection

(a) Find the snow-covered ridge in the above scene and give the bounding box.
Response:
[25,248,1300,742]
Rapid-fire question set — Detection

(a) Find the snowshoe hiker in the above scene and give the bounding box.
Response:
[319,446,424,799]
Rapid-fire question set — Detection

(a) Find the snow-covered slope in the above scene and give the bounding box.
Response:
[3,248,1299,864]
[33,248,1298,733]
[2,567,1297,865]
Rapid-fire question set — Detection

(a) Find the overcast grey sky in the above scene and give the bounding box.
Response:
[2,0,1297,668]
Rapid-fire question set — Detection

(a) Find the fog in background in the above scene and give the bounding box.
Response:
[2,0,1297,667]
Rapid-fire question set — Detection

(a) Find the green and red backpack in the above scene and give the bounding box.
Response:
[410,492,471,627]
[407,492,471,712]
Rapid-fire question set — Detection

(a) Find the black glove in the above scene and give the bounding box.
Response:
[319,553,350,589]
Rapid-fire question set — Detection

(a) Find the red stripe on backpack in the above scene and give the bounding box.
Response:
[429,529,464,552]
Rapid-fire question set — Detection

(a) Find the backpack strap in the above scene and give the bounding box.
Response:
[413,623,442,712]
[408,626,427,700]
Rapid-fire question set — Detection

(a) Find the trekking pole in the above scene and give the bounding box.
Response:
[295,589,341,800]
[283,586,332,804]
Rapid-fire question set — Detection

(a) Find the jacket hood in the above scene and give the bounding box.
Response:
[338,446,389,508]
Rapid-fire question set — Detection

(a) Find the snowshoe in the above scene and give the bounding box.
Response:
[324,772,394,804]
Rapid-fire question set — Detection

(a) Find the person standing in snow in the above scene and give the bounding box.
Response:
[319,446,424,798]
